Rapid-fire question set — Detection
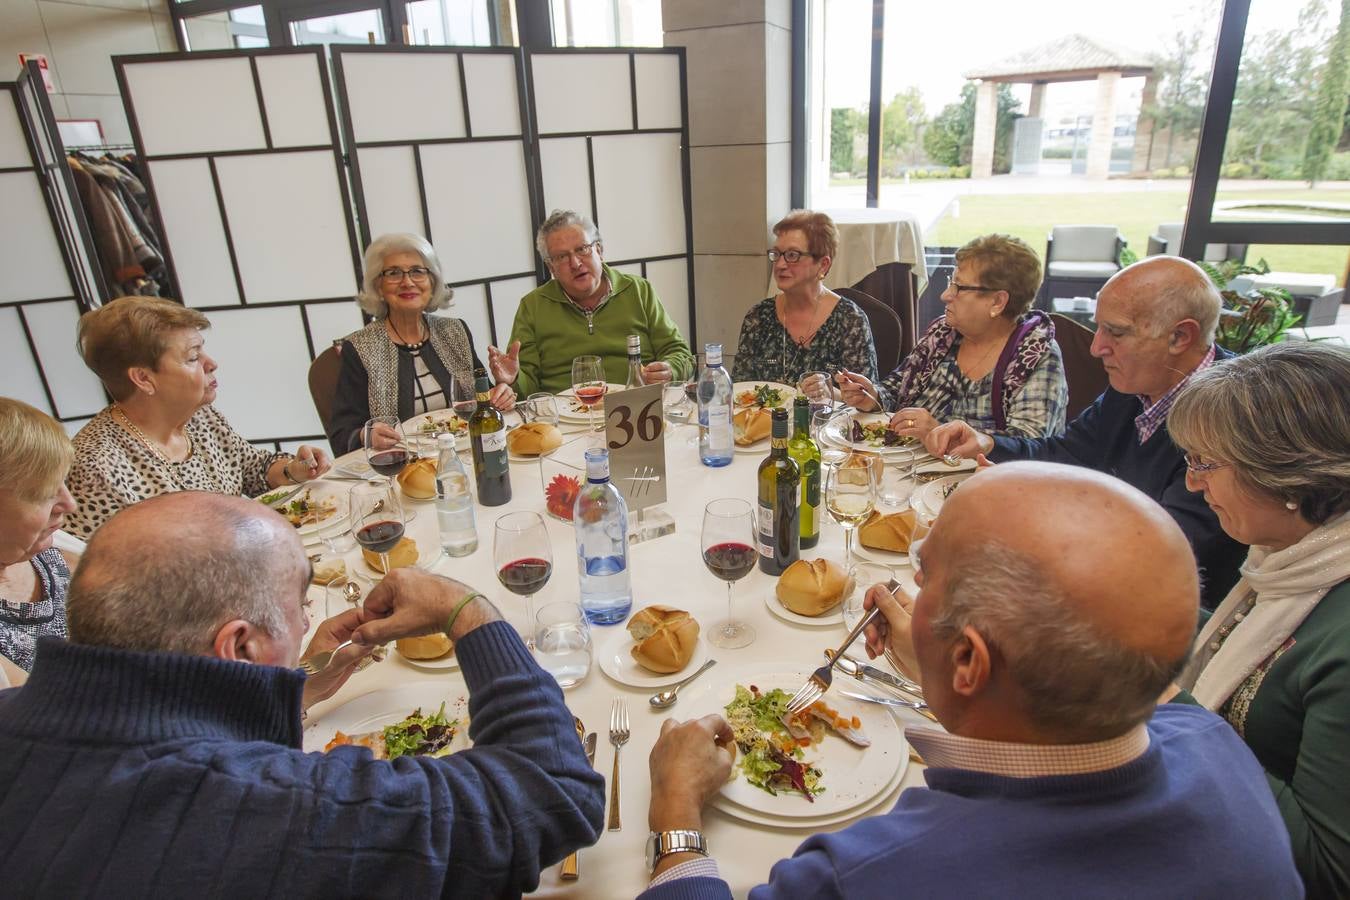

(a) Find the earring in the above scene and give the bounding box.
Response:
[1286,500,1298,511]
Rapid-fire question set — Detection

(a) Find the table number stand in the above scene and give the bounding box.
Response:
[603,383,675,544]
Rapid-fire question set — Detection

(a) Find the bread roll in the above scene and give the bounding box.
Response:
[362,536,419,573]
[397,633,454,660]
[858,509,916,553]
[627,605,700,673]
[776,558,849,617]
[507,422,563,456]
[311,557,347,585]
[734,407,773,445]
[396,456,438,499]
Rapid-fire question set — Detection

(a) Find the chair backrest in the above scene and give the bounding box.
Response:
[836,287,903,375]
[1049,225,1120,262]
[1049,313,1109,421]
[308,344,342,435]
[1154,222,1234,262]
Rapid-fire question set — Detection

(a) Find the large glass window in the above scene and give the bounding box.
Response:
[181,5,269,51]
[289,9,386,46]
[549,0,662,47]
[808,0,874,209]
[405,0,494,45]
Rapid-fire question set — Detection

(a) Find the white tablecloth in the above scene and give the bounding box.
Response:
[304,422,929,899]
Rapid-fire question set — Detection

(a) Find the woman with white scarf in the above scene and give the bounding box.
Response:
[1168,340,1350,899]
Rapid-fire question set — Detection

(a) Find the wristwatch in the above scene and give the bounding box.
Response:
[646,829,708,872]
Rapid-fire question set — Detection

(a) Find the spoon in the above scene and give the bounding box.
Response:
[649,659,717,708]
[942,454,963,467]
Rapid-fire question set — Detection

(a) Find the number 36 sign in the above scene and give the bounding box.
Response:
[603,383,666,510]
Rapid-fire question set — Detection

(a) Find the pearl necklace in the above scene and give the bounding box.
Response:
[113,404,191,467]
[1205,591,1259,654]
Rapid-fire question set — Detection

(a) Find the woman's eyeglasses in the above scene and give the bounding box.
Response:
[1184,453,1228,475]
[379,266,432,284]
[768,249,817,264]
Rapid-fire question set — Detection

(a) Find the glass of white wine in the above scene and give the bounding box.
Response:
[825,454,882,567]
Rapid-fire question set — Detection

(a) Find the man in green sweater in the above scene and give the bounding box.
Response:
[488,209,694,395]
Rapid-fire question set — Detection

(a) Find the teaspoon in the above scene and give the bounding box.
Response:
[649,659,717,708]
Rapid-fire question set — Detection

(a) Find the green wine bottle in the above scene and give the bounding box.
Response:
[757,407,800,575]
[787,396,821,549]
[469,367,511,506]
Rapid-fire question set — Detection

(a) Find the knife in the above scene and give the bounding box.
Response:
[839,689,937,722]
[260,483,307,508]
[560,731,598,880]
[839,652,924,698]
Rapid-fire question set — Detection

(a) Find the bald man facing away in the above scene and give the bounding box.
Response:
[0,492,603,899]
[639,463,1301,899]
[927,256,1246,609]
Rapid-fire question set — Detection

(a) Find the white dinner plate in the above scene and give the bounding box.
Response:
[302,681,472,754]
[763,585,845,626]
[254,485,350,537]
[913,473,973,520]
[821,411,926,457]
[852,540,912,567]
[402,411,470,451]
[596,625,711,689]
[680,662,906,819]
[557,384,626,423]
[732,382,797,410]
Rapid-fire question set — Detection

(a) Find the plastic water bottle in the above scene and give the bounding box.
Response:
[574,447,633,625]
[697,342,734,467]
[435,433,478,557]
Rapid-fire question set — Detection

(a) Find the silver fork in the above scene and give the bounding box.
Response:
[785,606,881,714]
[298,639,354,676]
[607,699,630,831]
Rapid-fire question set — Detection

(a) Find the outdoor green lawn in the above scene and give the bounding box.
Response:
[929,187,1350,285]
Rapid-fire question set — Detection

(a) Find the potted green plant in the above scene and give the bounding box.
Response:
[1198,259,1302,353]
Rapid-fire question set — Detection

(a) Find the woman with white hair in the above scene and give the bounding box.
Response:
[329,233,515,454]
[1169,340,1350,899]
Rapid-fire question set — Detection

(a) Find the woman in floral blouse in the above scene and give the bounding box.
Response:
[732,210,878,386]
[837,233,1067,442]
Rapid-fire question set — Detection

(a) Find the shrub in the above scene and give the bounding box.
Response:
[1325,152,1350,180]
[1221,162,1253,178]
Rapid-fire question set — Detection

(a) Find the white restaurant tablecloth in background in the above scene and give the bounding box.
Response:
[303,422,930,899]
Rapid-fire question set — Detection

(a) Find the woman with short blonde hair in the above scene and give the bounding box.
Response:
[329,233,514,455]
[0,398,79,687]
[66,296,332,538]
[1170,340,1350,898]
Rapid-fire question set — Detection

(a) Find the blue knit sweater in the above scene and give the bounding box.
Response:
[0,622,604,898]
[989,376,1246,610]
[640,705,1302,900]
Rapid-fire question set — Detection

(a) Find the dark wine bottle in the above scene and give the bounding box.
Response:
[787,396,821,549]
[756,407,800,575]
[469,367,511,506]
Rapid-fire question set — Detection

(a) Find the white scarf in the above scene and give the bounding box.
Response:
[1183,511,1350,709]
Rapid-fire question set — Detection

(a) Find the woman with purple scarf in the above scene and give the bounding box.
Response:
[837,233,1067,443]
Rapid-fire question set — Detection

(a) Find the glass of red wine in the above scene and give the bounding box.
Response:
[494,510,553,650]
[349,481,407,578]
[571,355,607,437]
[362,415,410,483]
[701,497,757,649]
[448,373,478,423]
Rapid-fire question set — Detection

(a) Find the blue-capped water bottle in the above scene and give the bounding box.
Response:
[697,342,734,467]
[574,447,633,625]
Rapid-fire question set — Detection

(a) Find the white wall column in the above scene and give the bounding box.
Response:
[1085,71,1121,180]
[970,80,997,179]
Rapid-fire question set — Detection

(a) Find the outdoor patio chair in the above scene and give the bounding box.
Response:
[836,287,904,375]
[1049,313,1109,421]
[1146,223,1247,264]
[1039,225,1125,307]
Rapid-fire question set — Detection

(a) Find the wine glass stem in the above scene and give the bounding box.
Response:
[844,528,853,567]
[525,592,536,650]
[380,551,390,574]
[725,581,735,634]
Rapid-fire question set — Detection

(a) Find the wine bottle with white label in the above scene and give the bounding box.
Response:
[469,367,511,506]
[756,407,800,575]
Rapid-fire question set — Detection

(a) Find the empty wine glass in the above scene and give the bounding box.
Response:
[813,408,849,468]
[571,355,607,435]
[663,381,696,446]
[526,392,560,426]
[350,481,407,577]
[362,416,410,483]
[701,498,757,649]
[494,511,552,649]
[825,454,882,567]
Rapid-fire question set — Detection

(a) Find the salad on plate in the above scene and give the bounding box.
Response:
[324,703,461,760]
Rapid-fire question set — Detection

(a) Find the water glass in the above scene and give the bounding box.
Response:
[526,392,560,426]
[905,506,935,570]
[798,371,833,412]
[842,562,892,632]
[535,602,593,688]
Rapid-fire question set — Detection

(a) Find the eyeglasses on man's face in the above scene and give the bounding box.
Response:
[767,249,814,264]
[379,266,431,284]
[1184,453,1229,475]
[548,242,599,267]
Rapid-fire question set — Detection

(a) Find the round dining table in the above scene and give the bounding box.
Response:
[301,414,932,899]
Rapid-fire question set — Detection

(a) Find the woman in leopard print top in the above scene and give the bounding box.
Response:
[65,296,334,539]
[0,398,79,687]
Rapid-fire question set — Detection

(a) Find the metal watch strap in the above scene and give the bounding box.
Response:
[647,829,708,871]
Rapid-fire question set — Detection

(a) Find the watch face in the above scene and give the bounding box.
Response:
[645,833,660,872]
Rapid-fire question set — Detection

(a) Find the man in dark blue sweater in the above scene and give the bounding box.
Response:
[637,464,1301,899]
[0,492,604,898]
[927,256,1245,609]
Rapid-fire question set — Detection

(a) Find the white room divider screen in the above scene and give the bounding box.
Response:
[115,47,366,448]
[0,62,109,433]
